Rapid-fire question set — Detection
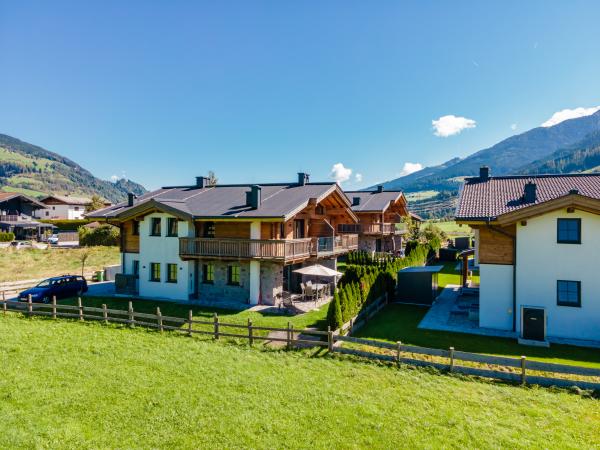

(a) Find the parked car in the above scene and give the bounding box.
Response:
[19,275,88,303]
[10,241,33,249]
[47,234,60,245]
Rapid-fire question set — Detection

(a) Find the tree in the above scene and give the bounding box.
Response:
[207,171,218,186]
[85,194,106,213]
[79,250,90,277]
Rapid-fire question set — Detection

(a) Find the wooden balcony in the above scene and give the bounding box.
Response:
[337,223,407,235]
[179,235,359,261]
[179,237,313,262]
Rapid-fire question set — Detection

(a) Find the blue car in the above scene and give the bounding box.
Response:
[19,275,88,303]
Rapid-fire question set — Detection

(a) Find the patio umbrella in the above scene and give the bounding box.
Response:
[292,264,342,277]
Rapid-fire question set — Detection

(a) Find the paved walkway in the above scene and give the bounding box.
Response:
[418,285,516,338]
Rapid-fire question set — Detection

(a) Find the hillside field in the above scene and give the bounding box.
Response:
[0,246,120,282]
[0,315,598,449]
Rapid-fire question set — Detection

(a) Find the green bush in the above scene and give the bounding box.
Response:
[0,231,15,242]
[78,225,119,247]
[40,219,95,231]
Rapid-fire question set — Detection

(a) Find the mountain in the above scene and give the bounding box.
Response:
[0,133,146,203]
[519,131,600,175]
[374,109,600,193]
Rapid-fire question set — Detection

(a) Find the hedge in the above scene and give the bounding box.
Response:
[39,219,95,231]
[0,231,15,242]
[327,245,429,330]
[78,224,119,246]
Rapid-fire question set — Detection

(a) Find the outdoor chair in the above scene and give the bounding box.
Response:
[304,285,315,302]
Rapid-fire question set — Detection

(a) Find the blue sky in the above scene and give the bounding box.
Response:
[1,1,600,190]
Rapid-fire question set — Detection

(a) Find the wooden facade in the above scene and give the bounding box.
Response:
[474,224,515,265]
[121,220,140,253]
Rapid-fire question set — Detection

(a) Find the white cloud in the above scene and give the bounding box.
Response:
[510,123,517,131]
[330,163,352,184]
[541,106,600,127]
[399,162,423,177]
[432,115,476,137]
[110,174,120,182]
[354,173,363,183]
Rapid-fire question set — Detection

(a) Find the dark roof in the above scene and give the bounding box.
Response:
[455,173,600,221]
[344,190,404,212]
[0,192,46,208]
[88,182,351,221]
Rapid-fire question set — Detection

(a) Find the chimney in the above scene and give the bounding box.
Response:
[352,197,361,206]
[297,172,310,186]
[127,193,135,207]
[196,176,210,188]
[247,185,261,209]
[524,181,537,203]
[376,185,384,193]
[569,189,579,195]
[479,166,490,181]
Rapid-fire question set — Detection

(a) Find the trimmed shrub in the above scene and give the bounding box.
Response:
[78,224,119,247]
[0,231,15,242]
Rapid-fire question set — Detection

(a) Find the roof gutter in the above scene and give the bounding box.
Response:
[486,220,517,333]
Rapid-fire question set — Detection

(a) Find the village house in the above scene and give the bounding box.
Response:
[87,173,359,305]
[341,186,409,253]
[33,195,110,220]
[0,192,54,240]
[455,167,600,345]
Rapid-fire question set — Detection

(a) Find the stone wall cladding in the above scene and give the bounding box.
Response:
[260,262,283,306]
[199,260,250,303]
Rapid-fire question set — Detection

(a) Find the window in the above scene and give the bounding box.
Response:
[203,264,214,284]
[167,218,178,237]
[228,264,240,285]
[167,263,178,283]
[150,218,162,236]
[294,219,305,238]
[150,263,161,282]
[45,211,49,217]
[74,206,79,211]
[132,260,139,277]
[203,221,215,238]
[132,221,140,236]
[557,280,581,307]
[557,218,580,244]
[279,222,285,239]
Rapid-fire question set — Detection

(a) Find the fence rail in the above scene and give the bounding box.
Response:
[1,297,599,391]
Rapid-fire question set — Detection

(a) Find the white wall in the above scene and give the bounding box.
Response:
[34,204,86,220]
[479,263,513,330]
[137,213,195,301]
[515,209,600,341]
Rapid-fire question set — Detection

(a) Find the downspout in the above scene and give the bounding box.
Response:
[486,221,517,332]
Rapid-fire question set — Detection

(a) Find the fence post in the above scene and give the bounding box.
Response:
[78,297,83,321]
[28,295,32,318]
[52,296,57,320]
[327,326,333,352]
[248,319,253,346]
[290,323,294,349]
[128,301,134,328]
[286,322,291,350]
[188,310,193,337]
[449,347,455,372]
[213,313,219,340]
[396,341,402,368]
[157,307,163,332]
[520,356,527,385]
[102,304,108,324]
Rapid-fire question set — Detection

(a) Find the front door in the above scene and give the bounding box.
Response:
[522,307,545,341]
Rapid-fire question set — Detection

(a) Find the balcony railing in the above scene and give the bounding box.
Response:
[337,223,407,235]
[0,214,33,223]
[179,235,358,261]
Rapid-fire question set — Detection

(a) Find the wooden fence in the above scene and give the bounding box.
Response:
[1,296,599,391]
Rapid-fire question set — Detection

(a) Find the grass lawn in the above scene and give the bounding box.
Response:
[0,246,120,282]
[65,295,330,335]
[437,260,479,289]
[423,220,472,236]
[1,315,598,448]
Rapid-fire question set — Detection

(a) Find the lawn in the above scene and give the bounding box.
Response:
[0,315,598,448]
[423,220,472,236]
[65,294,330,336]
[437,260,479,289]
[0,246,120,282]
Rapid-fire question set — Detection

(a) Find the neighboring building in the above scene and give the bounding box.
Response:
[0,192,54,240]
[34,195,110,220]
[88,173,359,305]
[341,186,409,253]
[455,166,600,344]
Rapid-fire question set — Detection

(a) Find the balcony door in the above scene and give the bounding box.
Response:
[293,219,305,239]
